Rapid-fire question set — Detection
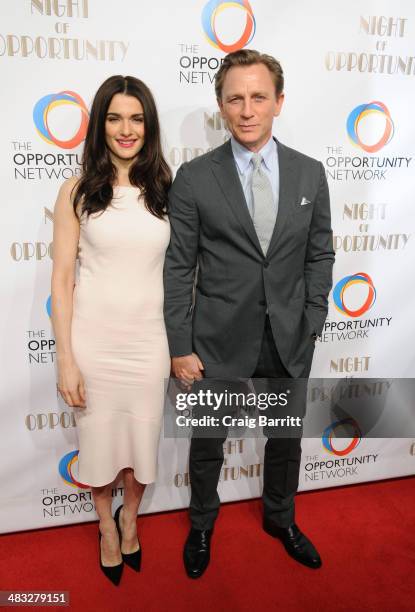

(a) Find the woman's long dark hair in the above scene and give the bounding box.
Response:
[73,75,171,219]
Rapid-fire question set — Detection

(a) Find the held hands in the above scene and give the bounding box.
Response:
[57,357,86,408]
[171,353,204,386]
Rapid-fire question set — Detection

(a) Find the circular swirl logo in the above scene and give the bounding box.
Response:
[201,0,256,53]
[346,101,394,153]
[322,418,362,457]
[33,91,89,149]
[333,272,376,318]
[46,295,52,318]
[59,450,89,489]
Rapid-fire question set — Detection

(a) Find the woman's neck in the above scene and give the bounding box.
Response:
[110,154,135,187]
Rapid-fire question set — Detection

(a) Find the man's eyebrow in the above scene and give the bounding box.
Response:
[225,91,268,98]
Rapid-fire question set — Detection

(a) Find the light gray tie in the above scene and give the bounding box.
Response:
[251,153,276,255]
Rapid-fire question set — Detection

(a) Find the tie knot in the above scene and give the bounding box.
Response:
[251,153,263,171]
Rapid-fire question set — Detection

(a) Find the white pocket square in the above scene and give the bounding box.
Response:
[300,197,311,206]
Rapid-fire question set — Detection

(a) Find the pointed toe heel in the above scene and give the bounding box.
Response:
[114,505,142,572]
[99,532,123,586]
[122,548,142,572]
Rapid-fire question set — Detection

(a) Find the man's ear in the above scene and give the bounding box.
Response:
[217,97,225,118]
[274,93,285,117]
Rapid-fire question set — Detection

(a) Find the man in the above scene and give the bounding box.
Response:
[164,49,334,578]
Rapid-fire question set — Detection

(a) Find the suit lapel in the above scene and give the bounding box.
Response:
[210,139,298,259]
[211,140,263,254]
[266,140,297,259]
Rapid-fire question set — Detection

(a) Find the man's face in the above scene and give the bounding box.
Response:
[218,63,284,152]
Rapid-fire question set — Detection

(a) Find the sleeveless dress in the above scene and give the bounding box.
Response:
[71,186,171,487]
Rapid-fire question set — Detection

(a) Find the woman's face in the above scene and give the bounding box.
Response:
[105,93,145,162]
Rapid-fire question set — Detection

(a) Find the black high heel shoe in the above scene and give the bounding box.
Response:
[114,505,142,572]
[98,530,123,586]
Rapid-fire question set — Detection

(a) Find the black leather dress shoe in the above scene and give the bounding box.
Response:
[183,528,213,579]
[263,520,322,569]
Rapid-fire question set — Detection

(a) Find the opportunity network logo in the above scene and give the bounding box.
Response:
[59,450,89,489]
[33,90,89,149]
[333,272,376,318]
[322,418,362,457]
[346,101,394,153]
[46,295,52,317]
[202,0,256,53]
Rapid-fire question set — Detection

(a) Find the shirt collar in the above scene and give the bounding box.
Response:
[231,135,277,174]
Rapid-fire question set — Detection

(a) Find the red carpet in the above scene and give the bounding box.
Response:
[1,477,414,611]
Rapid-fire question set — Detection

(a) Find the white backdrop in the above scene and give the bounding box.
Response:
[1,0,414,534]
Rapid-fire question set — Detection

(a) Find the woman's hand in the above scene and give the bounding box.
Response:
[57,357,86,408]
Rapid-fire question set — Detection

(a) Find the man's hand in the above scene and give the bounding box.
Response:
[172,353,204,385]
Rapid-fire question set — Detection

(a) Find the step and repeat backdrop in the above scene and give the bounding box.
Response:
[1,0,414,533]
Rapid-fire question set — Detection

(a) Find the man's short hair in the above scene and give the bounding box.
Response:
[215,49,284,101]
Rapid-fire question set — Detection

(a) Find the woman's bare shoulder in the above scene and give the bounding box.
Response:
[54,176,82,219]
[59,175,81,199]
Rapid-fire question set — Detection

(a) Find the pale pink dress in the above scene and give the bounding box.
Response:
[71,186,170,487]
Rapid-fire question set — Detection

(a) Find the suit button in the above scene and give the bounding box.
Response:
[263,261,269,268]
[259,300,266,306]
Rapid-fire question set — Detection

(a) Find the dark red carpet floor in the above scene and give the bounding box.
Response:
[1,476,414,611]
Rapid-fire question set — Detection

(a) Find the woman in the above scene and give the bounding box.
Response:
[51,75,172,585]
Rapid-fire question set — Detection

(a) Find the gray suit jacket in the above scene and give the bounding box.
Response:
[163,138,335,378]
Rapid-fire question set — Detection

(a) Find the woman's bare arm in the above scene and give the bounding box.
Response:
[51,177,85,407]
